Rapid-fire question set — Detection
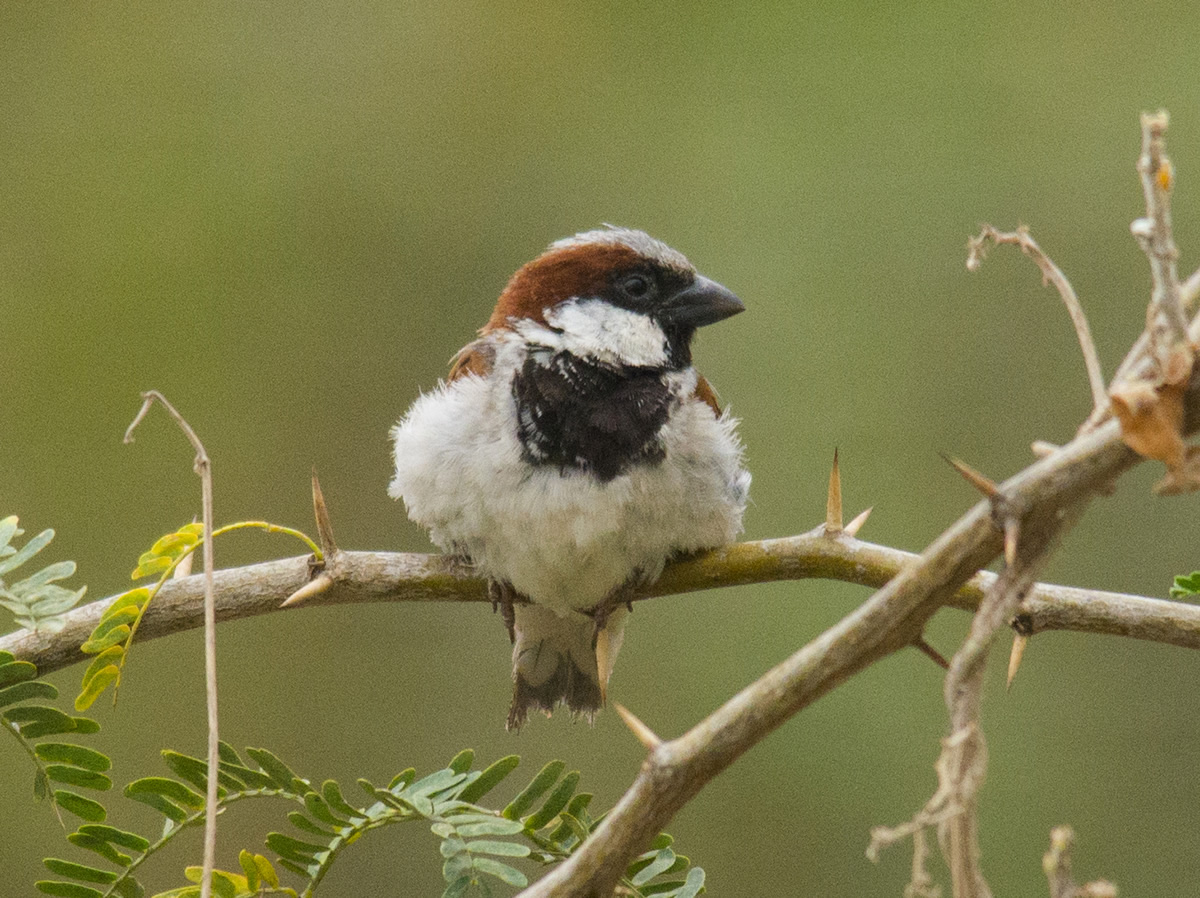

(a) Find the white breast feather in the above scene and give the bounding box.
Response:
[389,334,750,615]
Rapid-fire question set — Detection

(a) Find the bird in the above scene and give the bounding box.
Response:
[389,226,750,729]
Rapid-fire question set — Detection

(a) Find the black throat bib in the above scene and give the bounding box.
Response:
[512,352,675,483]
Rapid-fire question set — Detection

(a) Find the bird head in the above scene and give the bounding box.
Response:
[484,227,744,369]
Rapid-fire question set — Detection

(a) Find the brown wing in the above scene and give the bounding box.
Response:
[692,373,722,416]
[448,339,496,382]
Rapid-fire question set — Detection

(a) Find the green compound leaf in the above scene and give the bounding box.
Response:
[502,760,565,820]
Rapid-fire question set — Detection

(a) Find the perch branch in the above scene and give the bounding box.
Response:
[7,514,1200,676]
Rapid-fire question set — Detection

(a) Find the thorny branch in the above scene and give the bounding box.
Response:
[6,525,1200,676]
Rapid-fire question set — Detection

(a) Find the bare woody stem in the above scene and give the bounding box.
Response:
[125,391,220,898]
[967,225,1107,414]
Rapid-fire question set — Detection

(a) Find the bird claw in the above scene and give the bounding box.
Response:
[488,581,517,644]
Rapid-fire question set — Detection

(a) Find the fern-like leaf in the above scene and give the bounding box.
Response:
[0,515,87,634]
[0,651,106,828]
[76,521,321,709]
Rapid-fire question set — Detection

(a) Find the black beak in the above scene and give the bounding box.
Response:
[660,275,745,329]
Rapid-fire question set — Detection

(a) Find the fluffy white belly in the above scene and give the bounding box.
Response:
[390,363,749,614]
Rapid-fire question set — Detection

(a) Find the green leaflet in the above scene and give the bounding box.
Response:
[0,658,37,687]
[34,881,104,898]
[75,824,150,852]
[472,856,528,887]
[458,755,520,804]
[35,743,111,771]
[42,859,118,884]
[448,748,475,773]
[523,771,580,831]
[460,839,530,857]
[1,680,59,707]
[502,759,565,820]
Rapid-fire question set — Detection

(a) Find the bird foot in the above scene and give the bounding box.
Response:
[488,581,517,644]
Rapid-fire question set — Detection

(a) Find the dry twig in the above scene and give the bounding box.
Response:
[967,225,1107,414]
[124,391,220,898]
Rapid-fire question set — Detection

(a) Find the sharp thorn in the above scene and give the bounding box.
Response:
[173,550,194,580]
[1004,518,1020,567]
[825,448,843,532]
[1030,440,1059,458]
[844,506,873,537]
[940,453,999,497]
[914,637,950,670]
[311,468,338,559]
[613,702,662,750]
[1007,633,1029,690]
[282,573,333,607]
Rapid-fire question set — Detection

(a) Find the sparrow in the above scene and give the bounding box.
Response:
[389,226,750,729]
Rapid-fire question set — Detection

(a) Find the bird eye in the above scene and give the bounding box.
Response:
[621,274,652,300]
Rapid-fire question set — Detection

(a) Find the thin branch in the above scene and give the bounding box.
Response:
[1044,826,1117,898]
[125,391,219,898]
[1131,111,1192,384]
[967,224,1107,414]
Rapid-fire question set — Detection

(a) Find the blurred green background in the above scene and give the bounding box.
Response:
[4,2,1200,894]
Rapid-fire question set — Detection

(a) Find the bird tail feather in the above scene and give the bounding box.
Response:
[507,604,624,730]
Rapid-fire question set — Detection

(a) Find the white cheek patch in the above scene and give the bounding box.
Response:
[541,299,669,367]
